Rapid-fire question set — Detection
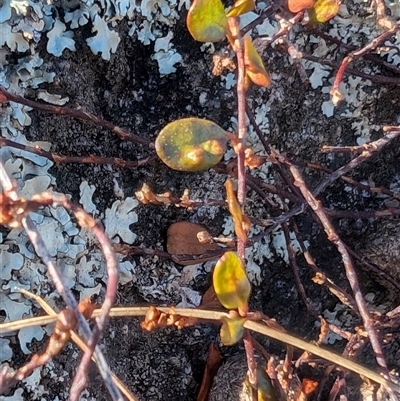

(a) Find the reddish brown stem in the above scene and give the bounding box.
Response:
[309,29,400,75]
[0,164,122,401]
[287,161,394,392]
[0,86,151,146]
[0,137,153,168]
[330,24,400,99]
[302,54,400,86]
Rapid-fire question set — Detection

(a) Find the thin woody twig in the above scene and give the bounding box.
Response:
[0,86,151,146]
[228,16,256,398]
[301,54,400,86]
[325,208,400,220]
[330,24,400,104]
[293,158,400,201]
[22,192,119,401]
[346,246,400,293]
[309,29,400,75]
[320,144,366,154]
[2,305,400,393]
[285,160,396,396]
[282,224,355,340]
[291,222,358,314]
[0,137,153,168]
[313,131,400,198]
[0,164,122,401]
[18,289,138,401]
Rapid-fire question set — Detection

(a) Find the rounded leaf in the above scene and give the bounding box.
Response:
[187,0,228,42]
[167,221,219,265]
[287,0,315,13]
[220,316,246,345]
[309,0,340,23]
[213,251,250,315]
[155,118,228,172]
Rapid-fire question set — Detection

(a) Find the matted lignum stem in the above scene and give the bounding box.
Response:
[0,162,123,401]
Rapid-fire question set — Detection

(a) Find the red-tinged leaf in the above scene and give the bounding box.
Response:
[167,222,219,265]
[287,0,315,13]
[302,378,319,395]
[244,35,270,87]
[0,91,7,103]
[200,285,223,310]
[309,0,340,23]
[187,0,228,42]
[226,0,255,17]
[220,315,246,345]
[225,179,248,242]
[197,344,222,401]
[155,118,228,172]
[213,251,250,315]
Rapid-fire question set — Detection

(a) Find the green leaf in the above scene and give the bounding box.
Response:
[213,251,250,315]
[226,0,255,17]
[309,0,340,23]
[244,366,278,401]
[155,118,228,172]
[225,179,249,242]
[244,36,270,88]
[220,315,246,345]
[187,0,228,42]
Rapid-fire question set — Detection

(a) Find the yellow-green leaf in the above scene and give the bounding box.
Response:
[244,35,270,87]
[213,251,250,315]
[309,0,340,23]
[225,179,249,242]
[226,0,255,17]
[187,0,228,42]
[244,365,278,401]
[220,315,246,345]
[155,118,228,172]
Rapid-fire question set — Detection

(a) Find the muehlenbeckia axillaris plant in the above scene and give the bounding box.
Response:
[213,251,251,316]
[187,0,270,88]
[155,117,228,172]
[155,0,270,174]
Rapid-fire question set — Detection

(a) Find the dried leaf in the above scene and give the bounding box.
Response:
[317,316,329,345]
[197,344,222,401]
[78,298,97,320]
[200,285,223,310]
[141,306,192,331]
[225,179,250,242]
[213,251,251,315]
[287,0,315,13]
[226,0,255,17]
[155,118,228,172]
[187,0,228,42]
[220,315,246,345]
[244,35,270,88]
[330,86,344,106]
[167,222,220,266]
[309,0,340,23]
[302,378,319,395]
[244,148,267,168]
